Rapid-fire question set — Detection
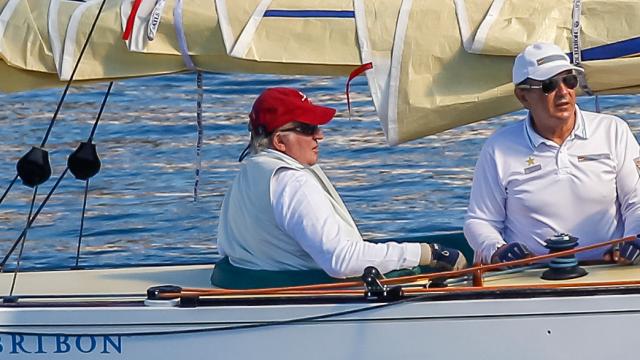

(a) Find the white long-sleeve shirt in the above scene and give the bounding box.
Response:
[271,167,421,277]
[218,149,421,278]
[464,107,640,263]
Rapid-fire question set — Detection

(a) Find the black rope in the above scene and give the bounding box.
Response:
[0,0,108,210]
[2,81,112,271]
[0,290,462,337]
[73,180,90,269]
[88,82,113,143]
[238,142,251,162]
[0,168,69,271]
[72,82,112,268]
[193,72,204,202]
[39,0,109,147]
[0,174,18,206]
[8,187,38,295]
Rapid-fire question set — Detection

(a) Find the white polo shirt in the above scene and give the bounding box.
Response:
[464,106,640,263]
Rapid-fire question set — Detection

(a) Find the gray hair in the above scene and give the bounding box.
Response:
[249,130,271,154]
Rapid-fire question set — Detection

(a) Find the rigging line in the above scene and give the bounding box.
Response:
[0,290,443,337]
[2,292,146,300]
[0,168,70,271]
[0,174,19,206]
[443,264,545,286]
[88,81,114,143]
[8,187,38,296]
[178,235,637,296]
[380,235,639,287]
[39,0,109,148]
[194,72,204,202]
[72,82,111,268]
[73,180,90,269]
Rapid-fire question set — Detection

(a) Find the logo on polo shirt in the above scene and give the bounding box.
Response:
[577,153,611,162]
[524,156,541,174]
[526,156,535,166]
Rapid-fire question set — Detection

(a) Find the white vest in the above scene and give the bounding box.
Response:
[217,150,362,270]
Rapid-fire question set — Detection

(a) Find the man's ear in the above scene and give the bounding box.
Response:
[271,133,286,152]
[514,88,531,110]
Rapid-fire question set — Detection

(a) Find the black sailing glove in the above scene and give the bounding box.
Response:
[491,242,532,264]
[419,243,467,271]
[619,239,640,265]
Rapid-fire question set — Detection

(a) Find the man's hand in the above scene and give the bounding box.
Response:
[419,243,467,271]
[491,242,532,264]
[605,240,640,265]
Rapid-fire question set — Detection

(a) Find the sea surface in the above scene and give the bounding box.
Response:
[1,73,639,270]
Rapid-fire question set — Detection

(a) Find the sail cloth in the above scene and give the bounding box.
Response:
[0,0,354,87]
[1,0,640,144]
[457,0,640,94]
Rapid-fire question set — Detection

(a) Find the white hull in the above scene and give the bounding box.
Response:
[1,294,638,359]
[1,264,639,359]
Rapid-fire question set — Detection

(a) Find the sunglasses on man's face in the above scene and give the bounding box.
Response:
[277,123,320,136]
[517,73,579,95]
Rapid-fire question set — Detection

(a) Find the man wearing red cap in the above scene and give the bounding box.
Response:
[214,87,466,287]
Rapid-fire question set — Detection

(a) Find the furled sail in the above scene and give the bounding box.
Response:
[1,0,640,144]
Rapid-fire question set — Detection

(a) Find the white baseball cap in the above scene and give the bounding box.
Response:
[512,42,583,84]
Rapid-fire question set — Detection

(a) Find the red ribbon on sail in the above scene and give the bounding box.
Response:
[345,62,373,119]
[122,0,143,40]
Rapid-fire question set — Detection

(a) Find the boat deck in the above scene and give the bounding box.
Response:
[2,263,640,301]
[0,265,215,299]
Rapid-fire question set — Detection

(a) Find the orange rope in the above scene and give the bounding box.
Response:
[179,281,362,296]
[170,235,637,297]
[161,279,640,300]
[411,278,640,293]
[381,235,637,286]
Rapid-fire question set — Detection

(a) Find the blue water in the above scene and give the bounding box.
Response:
[1,73,639,270]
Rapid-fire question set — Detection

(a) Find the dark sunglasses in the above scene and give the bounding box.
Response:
[277,123,319,136]
[517,73,579,95]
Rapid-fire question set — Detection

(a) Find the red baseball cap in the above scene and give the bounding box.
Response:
[249,87,336,133]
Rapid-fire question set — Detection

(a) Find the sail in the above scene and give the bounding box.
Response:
[1,0,640,144]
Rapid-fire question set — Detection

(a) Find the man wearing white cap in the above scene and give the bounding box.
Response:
[214,87,466,288]
[464,43,640,265]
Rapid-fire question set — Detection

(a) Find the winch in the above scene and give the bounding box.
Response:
[541,233,588,280]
